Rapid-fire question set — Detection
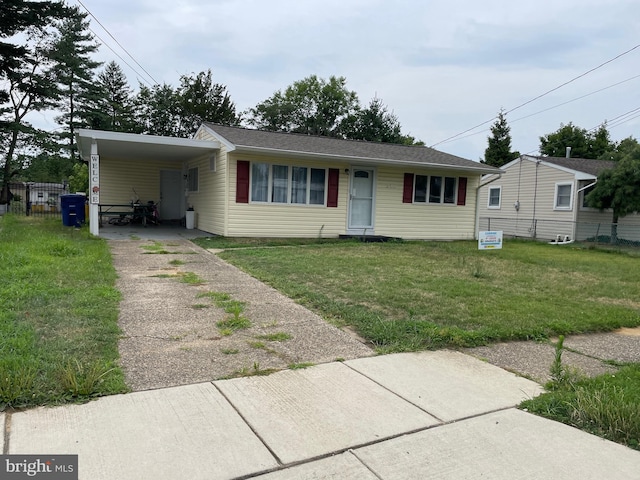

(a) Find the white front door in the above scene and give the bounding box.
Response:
[160,170,183,220]
[348,168,375,230]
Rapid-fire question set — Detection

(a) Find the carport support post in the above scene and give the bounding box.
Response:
[89,140,100,236]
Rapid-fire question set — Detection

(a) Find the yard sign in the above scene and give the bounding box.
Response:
[478,231,503,250]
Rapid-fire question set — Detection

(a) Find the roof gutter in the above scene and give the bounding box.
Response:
[232,144,500,175]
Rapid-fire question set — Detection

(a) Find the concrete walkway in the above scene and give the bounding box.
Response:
[6,351,640,479]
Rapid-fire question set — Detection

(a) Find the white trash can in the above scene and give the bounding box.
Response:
[185,210,195,229]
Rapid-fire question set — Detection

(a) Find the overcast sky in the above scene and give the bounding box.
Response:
[41,0,640,160]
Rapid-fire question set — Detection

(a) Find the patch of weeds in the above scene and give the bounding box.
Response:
[59,360,117,397]
[289,362,314,370]
[197,291,231,303]
[178,271,206,285]
[228,362,279,378]
[224,301,246,317]
[0,360,37,407]
[521,365,640,451]
[192,303,210,309]
[248,340,266,349]
[547,335,583,390]
[169,259,185,266]
[335,357,345,362]
[150,273,176,279]
[141,241,171,254]
[129,235,141,240]
[219,328,234,336]
[257,332,292,342]
[217,316,251,332]
[221,348,239,355]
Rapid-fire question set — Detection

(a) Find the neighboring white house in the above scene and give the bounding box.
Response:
[478,155,640,242]
[76,124,501,239]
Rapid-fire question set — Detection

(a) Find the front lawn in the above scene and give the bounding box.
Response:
[0,215,127,409]
[203,239,640,352]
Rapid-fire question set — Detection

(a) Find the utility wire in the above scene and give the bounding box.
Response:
[430,44,640,148]
[435,73,640,145]
[75,0,159,85]
[88,26,154,87]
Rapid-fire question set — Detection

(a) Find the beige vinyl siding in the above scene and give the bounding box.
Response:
[226,154,348,238]
[193,127,217,142]
[478,158,577,240]
[99,157,178,205]
[375,167,478,240]
[577,202,640,242]
[185,149,227,235]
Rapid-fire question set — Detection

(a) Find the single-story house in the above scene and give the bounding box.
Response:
[477,154,640,242]
[76,124,501,239]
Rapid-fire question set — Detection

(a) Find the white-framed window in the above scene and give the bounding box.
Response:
[488,186,502,209]
[414,175,457,204]
[554,182,573,210]
[250,162,327,205]
[187,167,199,192]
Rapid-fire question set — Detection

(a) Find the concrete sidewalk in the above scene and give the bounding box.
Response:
[6,351,640,479]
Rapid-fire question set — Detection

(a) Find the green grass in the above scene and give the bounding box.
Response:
[0,215,127,409]
[191,236,353,249]
[215,239,640,352]
[521,365,640,450]
[257,332,292,342]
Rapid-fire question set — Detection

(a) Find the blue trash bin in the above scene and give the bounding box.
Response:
[61,194,86,227]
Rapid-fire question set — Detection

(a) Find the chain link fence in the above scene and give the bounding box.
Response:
[479,217,640,247]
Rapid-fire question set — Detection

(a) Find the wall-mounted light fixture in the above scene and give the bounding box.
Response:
[344,169,349,174]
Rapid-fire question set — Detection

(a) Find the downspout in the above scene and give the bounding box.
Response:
[475,172,503,239]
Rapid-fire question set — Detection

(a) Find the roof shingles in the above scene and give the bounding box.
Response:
[204,123,500,173]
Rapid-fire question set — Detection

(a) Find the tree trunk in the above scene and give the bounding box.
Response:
[0,129,19,204]
[611,212,619,245]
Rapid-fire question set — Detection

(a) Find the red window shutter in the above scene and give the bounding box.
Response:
[457,177,467,206]
[236,160,250,203]
[403,173,414,203]
[327,168,339,207]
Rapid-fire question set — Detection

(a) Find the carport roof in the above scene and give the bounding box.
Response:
[76,129,220,162]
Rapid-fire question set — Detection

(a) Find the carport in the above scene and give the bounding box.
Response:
[76,129,220,237]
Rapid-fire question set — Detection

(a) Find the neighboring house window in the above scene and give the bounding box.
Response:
[241,161,334,206]
[187,167,199,192]
[488,186,501,209]
[554,183,572,210]
[412,175,457,204]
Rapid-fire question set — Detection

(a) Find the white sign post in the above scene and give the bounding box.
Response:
[478,231,503,250]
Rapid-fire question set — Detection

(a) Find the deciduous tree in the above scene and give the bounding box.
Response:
[246,75,359,137]
[586,143,640,242]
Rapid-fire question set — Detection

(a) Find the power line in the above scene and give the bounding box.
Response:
[430,43,640,148]
[87,26,154,87]
[434,73,640,146]
[75,0,159,86]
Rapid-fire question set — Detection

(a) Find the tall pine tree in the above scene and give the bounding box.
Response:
[483,109,519,167]
[88,61,136,132]
[50,5,101,162]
